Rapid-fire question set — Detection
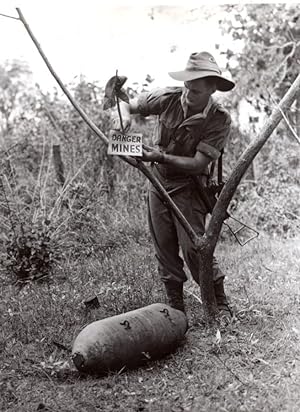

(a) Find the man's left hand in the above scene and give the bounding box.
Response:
[141,146,164,163]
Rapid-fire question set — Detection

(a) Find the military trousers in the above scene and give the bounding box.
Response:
[147,180,224,286]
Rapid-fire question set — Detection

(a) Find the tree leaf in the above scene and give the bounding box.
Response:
[103,75,128,110]
[103,95,116,110]
[117,89,129,104]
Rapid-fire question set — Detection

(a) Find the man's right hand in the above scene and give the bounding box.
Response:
[111,115,131,132]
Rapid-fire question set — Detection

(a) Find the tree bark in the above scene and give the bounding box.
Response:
[197,243,218,324]
[296,92,300,138]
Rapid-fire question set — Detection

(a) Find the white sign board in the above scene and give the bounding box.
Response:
[108,131,143,156]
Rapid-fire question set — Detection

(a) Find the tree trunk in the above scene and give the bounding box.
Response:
[197,239,218,323]
[296,92,300,137]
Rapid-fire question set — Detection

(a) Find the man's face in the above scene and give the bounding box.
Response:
[183,77,217,108]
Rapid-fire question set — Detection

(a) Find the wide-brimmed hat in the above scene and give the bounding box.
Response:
[168,51,235,92]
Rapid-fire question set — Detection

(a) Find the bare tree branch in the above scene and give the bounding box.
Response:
[206,72,300,250]
[270,95,300,145]
[0,12,19,21]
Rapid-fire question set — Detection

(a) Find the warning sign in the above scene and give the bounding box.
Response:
[108,131,143,157]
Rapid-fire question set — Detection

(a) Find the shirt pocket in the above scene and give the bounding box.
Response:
[157,118,178,148]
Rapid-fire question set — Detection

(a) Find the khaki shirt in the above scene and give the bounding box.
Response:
[137,87,231,160]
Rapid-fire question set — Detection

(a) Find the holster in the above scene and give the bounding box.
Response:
[192,176,229,219]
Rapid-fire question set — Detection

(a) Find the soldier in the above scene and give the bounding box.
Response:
[112,51,235,315]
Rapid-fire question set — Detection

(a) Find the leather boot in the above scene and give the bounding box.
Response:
[164,282,185,312]
[214,277,232,316]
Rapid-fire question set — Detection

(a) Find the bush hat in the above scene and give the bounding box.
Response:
[169,51,235,92]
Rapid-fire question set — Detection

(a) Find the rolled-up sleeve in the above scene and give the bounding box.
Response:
[196,110,231,160]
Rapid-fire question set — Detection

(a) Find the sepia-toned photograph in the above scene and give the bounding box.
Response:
[0,1,299,411]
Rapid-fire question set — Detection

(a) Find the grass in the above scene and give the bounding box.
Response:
[0,233,299,412]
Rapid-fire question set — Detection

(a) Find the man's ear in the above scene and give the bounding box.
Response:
[208,87,216,96]
[210,83,217,95]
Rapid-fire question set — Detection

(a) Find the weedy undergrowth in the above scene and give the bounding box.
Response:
[0,138,75,284]
[3,215,58,283]
[0,160,61,284]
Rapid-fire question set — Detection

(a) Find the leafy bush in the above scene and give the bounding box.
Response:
[3,218,58,282]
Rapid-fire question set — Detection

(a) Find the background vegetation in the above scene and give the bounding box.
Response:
[0,3,299,411]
